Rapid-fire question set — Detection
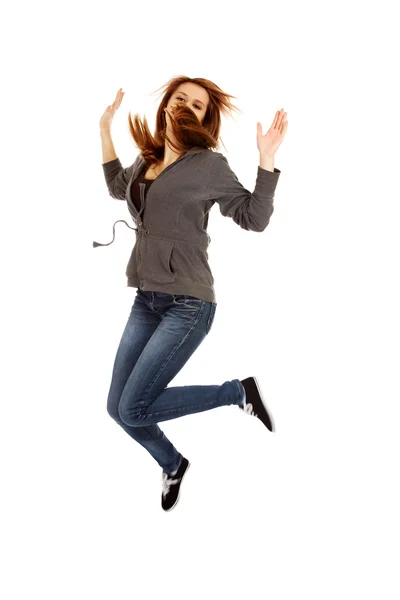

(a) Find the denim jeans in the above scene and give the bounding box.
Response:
[106,290,245,475]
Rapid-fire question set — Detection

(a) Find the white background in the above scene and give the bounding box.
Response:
[2,0,399,598]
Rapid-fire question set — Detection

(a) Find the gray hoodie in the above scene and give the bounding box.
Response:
[94,147,281,303]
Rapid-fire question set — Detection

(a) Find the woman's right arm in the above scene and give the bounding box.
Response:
[99,88,124,164]
[100,88,131,199]
[100,127,118,164]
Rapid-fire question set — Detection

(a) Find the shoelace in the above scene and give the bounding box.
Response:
[243,402,257,417]
[162,473,179,497]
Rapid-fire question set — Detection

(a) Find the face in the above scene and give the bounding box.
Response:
[165,82,209,125]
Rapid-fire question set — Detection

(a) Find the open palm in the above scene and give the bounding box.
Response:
[257,109,288,155]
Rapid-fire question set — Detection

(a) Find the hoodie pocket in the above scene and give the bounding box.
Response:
[140,236,175,284]
[170,242,213,285]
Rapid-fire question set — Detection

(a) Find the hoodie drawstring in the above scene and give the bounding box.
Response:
[93,220,138,248]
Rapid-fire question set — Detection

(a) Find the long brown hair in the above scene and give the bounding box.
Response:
[127,75,242,167]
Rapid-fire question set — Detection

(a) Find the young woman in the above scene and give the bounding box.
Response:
[98,76,288,511]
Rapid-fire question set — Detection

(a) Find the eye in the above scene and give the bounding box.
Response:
[176,96,201,110]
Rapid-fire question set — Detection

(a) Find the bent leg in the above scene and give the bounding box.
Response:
[118,296,244,427]
[106,292,184,474]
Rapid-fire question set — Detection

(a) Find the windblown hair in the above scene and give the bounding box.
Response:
[127,75,242,167]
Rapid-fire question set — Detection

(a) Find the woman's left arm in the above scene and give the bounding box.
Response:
[259,154,275,173]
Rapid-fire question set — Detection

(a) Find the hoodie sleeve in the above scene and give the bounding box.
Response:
[102,155,141,200]
[206,152,281,232]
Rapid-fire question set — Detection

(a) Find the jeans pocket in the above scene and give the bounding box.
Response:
[206,302,217,335]
[173,294,201,306]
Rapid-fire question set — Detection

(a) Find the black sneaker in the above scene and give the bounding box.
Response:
[239,376,276,432]
[161,457,190,511]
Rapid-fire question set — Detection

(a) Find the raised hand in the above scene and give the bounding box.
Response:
[257,108,288,156]
[99,88,125,131]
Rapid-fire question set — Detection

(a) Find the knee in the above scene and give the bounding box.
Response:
[118,402,142,427]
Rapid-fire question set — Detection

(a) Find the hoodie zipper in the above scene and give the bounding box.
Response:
[136,182,148,288]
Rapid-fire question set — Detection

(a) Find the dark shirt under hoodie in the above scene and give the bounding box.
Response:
[94,147,281,303]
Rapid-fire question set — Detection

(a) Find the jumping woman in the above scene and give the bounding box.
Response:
[96,75,288,511]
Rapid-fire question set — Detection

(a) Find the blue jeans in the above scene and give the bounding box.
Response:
[106,290,245,475]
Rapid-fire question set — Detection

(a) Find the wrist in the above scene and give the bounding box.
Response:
[259,153,275,172]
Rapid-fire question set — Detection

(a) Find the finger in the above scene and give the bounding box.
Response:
[113,94,123,110]
[273,109,283,128]
[277,108,286,126]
